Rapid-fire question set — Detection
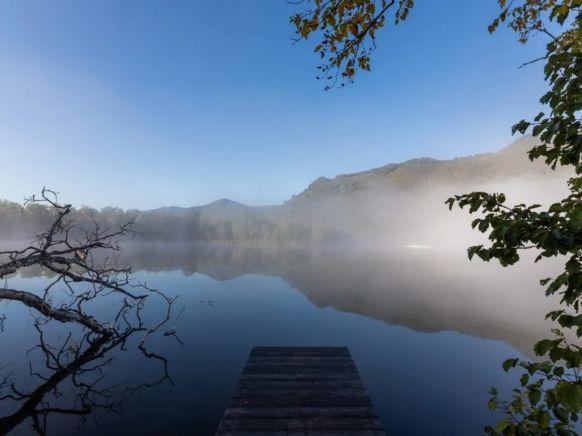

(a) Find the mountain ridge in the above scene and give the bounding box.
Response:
[285,135,556,205]
[149,135,546,213]
[0,135,567,245]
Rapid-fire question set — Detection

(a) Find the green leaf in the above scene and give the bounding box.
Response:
[534,339,555,356]
[528,388,542,406]
[512,120,531,134]
[502,358,519,372]
[495,418,510,433]
[553,406,569,423]
[556,382,582,411]
[537,410,551,428]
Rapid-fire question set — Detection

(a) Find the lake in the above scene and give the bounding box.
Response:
[0,244,564,435]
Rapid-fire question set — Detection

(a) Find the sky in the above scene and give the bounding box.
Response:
[0,0,553,209]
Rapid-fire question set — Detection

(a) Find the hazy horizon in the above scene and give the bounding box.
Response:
[0,134,571,251]
[0,0,551,209]
[1,2,578,435]
[0,134,541,210]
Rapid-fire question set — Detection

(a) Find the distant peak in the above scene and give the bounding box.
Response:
[206,198,245,207]
[403,157,440,164]
[497,135,536,155]
[307,177,331,188]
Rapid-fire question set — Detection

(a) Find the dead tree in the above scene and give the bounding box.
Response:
[0,188,177,336]
[0,188,180,435]
[0,319,177,435]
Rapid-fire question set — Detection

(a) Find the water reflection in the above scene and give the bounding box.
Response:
[1,243,566,435]
[120,243,562,356]
[0,301,176,436]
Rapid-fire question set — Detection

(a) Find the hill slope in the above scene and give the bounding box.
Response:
[0,136,569,245]
[287,136,557,205]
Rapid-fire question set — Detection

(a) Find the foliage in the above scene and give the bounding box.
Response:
[290,0,414,88]
[291,0,582,433]
[488,0,582,43]
[447,10,582,431]
[291,0,581,88]
[483,329,582,435]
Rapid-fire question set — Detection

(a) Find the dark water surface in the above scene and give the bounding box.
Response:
[0,245,563,435]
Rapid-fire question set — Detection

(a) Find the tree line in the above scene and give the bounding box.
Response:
[0,199,331,244]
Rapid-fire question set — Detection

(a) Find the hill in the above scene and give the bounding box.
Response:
[0,136,569,245]
[287,136,556,205]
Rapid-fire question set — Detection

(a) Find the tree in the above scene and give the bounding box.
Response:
[0,325,172,435]
[0,188,179,434]
[290,0,414,89]
[292,0,582,433]
[449,11,582,433]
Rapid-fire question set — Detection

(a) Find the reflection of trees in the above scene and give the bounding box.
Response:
[119,243,562,356]
[0,322,173,435]
[0,190,179,435]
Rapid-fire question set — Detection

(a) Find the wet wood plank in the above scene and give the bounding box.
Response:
[251,347,351,356]
[215,347,386,435]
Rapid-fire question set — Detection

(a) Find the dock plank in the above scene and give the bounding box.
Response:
[215,347,385,435]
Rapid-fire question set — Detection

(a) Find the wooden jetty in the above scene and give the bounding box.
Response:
[215,346,386,435]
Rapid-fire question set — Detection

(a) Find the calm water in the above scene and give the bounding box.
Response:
[0,244,564,435]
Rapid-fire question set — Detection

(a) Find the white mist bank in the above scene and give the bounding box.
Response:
[283,169,571,251]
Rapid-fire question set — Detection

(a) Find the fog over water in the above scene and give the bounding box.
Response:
[0,137,577,435]
[118,243,564,355]
[0,138,573,252]
[0,242,567,435]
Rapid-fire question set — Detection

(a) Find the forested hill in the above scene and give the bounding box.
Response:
[0,136,568,245]
[286,135,550,205]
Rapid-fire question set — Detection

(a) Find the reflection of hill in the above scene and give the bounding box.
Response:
[120,243,302,280]
[120,243,562,356]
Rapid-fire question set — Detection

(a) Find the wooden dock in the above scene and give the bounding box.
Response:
[215,346,386,435]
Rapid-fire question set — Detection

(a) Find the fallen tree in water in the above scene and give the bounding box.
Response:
[0,188,181,435]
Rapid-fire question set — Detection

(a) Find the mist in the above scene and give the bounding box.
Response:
[0,136,573,255]
[1,136,574,357]
[1,137,576,436]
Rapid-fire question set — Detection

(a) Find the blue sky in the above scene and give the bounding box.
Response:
[0,0,551,209]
